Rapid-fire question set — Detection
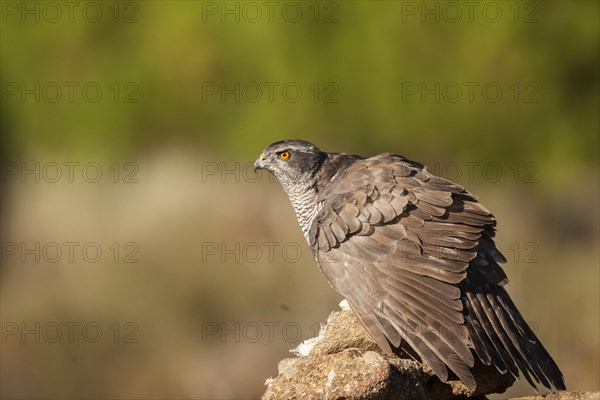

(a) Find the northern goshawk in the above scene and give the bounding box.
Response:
[254,140,565,392]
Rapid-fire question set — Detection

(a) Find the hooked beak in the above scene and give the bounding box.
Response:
[254,153,269,172]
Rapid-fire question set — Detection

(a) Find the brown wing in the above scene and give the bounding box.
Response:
[309,153,565,392]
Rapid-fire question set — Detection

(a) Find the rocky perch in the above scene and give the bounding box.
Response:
[262,302,598,400]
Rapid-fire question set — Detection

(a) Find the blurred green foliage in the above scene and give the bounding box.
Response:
[1,1,598,171]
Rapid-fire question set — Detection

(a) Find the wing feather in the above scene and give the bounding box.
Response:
[308,153,565,392]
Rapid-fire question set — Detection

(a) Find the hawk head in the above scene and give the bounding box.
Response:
[254,140,328,238]
[254,140,326,187]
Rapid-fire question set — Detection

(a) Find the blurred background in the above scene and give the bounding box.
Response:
[1,1,598,398]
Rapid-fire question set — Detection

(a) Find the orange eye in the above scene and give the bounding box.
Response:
[279,151,290,160]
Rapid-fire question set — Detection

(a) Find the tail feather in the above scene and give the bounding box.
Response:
[462,265,566,392]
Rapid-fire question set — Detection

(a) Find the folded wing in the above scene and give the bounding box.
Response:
[309,153,565,392]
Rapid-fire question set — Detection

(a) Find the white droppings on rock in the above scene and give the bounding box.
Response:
[264,377,274,387]
[290,311,332,357]
[339,299,350,310]
[326,310,339,324]
[325,370,336,388]
[290,336,319,357]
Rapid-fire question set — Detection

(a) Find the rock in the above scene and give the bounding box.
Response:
[263,307,513,399]
[265,349,393,400]
[262,305,599,400]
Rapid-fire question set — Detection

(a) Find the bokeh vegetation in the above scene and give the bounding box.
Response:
[1,1,598,399]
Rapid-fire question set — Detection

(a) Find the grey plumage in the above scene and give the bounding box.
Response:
[254,140,565,392]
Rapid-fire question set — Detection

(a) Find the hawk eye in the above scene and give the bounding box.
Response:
[279,151,291,160]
